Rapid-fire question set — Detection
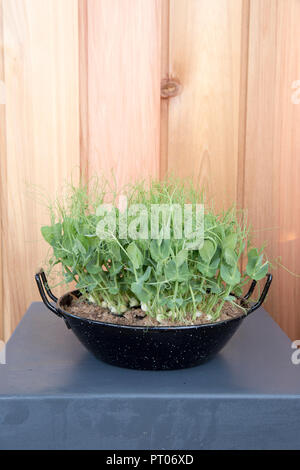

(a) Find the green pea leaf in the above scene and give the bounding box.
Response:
[199,239,216,263]
[251,262,268,281]
[41,226,53,245]
[246,248,268,280]
[165,260,191,282]
[86,262,102,274]
[41,223,61,246]
[137,266,152,284]
[174,249,188,267]
[150,239,171,262]
[126,242,143,269]
[220,262,241,286]
[233,285,243,297]
[197,247,221,278]
[130,282,151,303]
[223,233,237,250]
[73,237,87,255]
[223,247,238,266]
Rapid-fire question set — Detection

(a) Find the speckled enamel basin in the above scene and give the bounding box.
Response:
[35,270,272,370]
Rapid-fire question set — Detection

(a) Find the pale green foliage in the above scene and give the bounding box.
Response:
[41,177,269,322]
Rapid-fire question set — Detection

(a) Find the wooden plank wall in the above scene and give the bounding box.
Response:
[0,0,79,340]
[0,0,299,340]
[167,0,244,209]
[244,0,300,339]
[0,0,6,341]
[83,0,161,187]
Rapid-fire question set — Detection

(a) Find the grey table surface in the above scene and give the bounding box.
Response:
[0,302,299,450]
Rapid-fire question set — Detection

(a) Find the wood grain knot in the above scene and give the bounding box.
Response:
[161,78,182,99]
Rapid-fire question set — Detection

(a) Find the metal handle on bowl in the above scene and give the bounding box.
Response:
[35,269,62,318]
[243,279,257,300]
[35,270,71,329]
[243,273,273,314]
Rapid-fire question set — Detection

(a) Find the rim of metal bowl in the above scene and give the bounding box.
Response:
[56,290,247,330]
[35,269,272,331]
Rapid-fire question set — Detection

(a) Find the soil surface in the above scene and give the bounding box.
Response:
[63,296,247,326]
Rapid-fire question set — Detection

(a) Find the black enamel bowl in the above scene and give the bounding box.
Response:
[35,270,272,370]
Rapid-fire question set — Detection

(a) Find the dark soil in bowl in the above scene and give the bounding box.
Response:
[63,296,247,327]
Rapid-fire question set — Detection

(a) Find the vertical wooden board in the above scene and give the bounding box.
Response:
[0,0,5,340]
[167,0,244,209]
[85,0,161,188]
[159,0,170,179]
[245,0,300,339]
[2,0,79,339]
[78,0,89,182]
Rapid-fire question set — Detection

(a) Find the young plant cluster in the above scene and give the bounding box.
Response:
[41,178,269,323]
